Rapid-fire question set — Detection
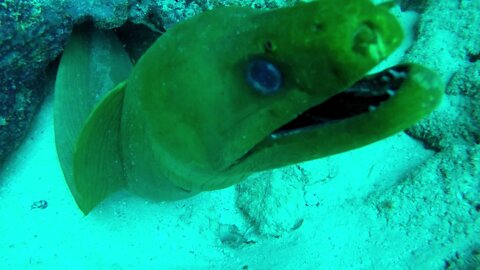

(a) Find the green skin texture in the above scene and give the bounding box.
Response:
[55,0,444,214]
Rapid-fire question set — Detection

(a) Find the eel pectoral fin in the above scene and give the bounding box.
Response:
[73,83,127,215]
[54,24,132,215]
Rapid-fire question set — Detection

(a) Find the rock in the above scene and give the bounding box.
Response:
[236,167,306,238]
[405,1,480,150]
[0,0,70,164]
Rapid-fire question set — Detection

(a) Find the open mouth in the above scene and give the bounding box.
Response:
[270,64,409,138]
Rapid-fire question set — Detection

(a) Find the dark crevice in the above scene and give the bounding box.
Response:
[115,22,162,63]
[468,52,480,63]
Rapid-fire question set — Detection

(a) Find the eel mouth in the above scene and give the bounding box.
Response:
[270,64,409,138]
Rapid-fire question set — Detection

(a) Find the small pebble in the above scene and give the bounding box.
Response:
[31,200,48,210]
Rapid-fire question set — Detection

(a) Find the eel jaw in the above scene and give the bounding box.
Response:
[271,64,409,138]
[228,63,442,175]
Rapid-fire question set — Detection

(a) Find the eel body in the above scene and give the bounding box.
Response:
[54,0,444,214]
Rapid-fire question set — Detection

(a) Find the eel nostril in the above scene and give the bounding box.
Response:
[352,22,377,53]
[352,22,386,61]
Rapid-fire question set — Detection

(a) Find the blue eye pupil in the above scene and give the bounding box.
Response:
[246,59,283,95]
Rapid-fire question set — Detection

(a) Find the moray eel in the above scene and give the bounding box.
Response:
[54,0,444,214]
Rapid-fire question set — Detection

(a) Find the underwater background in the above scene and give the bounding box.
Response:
[0,0,479,269]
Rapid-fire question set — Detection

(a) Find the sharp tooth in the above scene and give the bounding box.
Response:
[368,105,377,112]
[270,133,280,139]
[386,89,395,96]
[388,69,407,79]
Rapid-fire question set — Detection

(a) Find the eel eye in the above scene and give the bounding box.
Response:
[245,59,283,95]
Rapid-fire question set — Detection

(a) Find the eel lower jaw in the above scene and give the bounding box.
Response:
[270,64,409,138]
